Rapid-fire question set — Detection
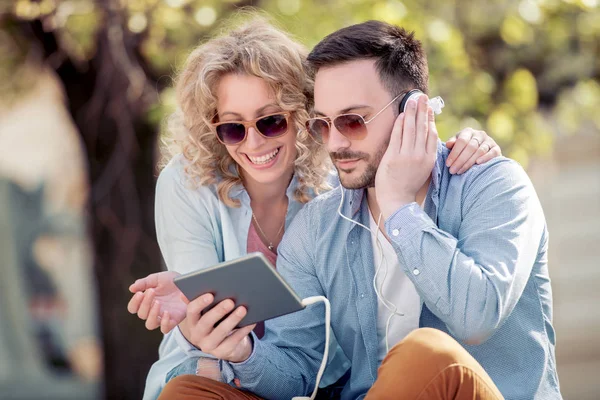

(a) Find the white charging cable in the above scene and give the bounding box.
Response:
[292,296,331,400]
[337,186,404,353]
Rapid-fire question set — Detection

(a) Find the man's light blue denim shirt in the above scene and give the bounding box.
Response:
[224,143,561,400]
[142,155,350,400]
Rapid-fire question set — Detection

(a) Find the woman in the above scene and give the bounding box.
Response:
[127,16,501,400]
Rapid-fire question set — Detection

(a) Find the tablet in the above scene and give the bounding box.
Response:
[173,252,305,328]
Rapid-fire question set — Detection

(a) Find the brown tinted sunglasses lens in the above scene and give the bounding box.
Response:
[306,119,329,143]
[333,115,367,140]
[306,115,367,144]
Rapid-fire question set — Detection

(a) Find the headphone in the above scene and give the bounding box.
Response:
[398,89,445,115]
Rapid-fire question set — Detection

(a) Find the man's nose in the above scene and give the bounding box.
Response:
[326,122,351,153]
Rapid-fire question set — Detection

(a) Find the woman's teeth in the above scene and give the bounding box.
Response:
[247,148,280,165]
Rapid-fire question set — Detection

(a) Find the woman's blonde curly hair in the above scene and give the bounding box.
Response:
[162,16,331,207]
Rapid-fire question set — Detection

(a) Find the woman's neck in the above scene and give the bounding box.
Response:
[241,168,294,209]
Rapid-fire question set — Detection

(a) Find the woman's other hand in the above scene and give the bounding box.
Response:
[446,128,502,174]
[127,271,186,334]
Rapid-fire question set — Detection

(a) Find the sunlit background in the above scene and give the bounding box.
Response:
[1,0,598,399]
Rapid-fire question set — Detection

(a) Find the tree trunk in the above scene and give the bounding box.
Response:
[26,16,164,400]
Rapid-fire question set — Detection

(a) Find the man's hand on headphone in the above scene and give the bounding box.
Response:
[375,94,438,219]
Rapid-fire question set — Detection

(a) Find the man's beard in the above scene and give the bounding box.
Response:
[329,138,389,190]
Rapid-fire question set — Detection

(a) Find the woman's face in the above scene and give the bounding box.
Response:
[215,73,298,186]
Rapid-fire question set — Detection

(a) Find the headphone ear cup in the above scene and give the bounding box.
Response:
[398,89,424,113]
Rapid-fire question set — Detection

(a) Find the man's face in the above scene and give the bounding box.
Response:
[313,59,396,189]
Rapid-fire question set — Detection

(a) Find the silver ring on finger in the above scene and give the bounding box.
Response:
[471,136,482,146]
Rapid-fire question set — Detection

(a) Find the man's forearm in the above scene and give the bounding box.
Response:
[384,163,543,344]
[223,335,319,398]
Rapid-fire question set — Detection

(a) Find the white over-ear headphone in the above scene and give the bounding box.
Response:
[399,89,444,115]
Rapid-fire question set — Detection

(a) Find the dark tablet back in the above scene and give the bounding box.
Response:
[173,252,305,328]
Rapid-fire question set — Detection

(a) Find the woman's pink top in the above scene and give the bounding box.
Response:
[246,222,278,266]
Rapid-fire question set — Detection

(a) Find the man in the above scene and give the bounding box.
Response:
[159,21,560,400]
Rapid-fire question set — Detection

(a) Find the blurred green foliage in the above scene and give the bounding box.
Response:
[3,0,599,168]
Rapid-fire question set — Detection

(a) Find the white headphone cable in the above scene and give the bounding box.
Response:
[337,185,404,353]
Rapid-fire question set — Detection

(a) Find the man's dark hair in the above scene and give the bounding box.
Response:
[307,20,429,97]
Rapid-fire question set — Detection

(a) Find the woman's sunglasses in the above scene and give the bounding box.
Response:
[212,112,291,145]
[305,92,405,144]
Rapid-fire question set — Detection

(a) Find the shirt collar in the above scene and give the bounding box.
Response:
[228,163,245,199]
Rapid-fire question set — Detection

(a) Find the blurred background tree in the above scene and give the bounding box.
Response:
[1,0,598,398]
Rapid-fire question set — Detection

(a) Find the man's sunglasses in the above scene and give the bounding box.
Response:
[212,112,291,145]
[305,92,405,144]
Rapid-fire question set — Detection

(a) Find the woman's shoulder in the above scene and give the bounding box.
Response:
[304,169,339,200]
[326,168,340,188]
[157,154,220,204]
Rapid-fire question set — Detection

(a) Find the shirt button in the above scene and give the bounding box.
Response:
[360,293,365,298]
[412,269,420,276]
[392,229,400,236]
